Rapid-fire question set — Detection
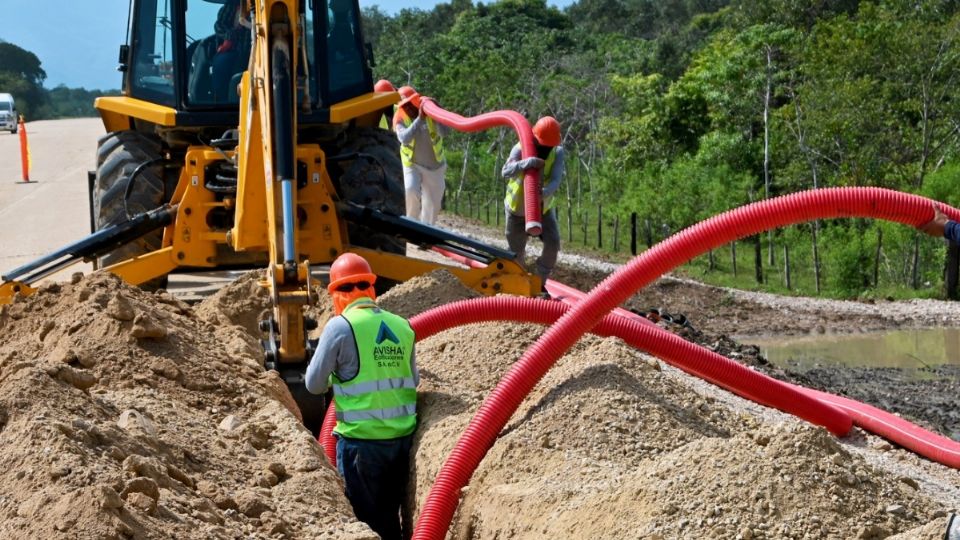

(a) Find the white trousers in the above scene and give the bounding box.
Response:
[403,162,447,225]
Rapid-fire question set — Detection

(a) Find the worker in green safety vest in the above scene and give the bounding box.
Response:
[502,116,566,297]
[305,253,418,540]
[394,85,449,225]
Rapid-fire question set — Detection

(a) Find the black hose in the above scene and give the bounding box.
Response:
[123,157,172,220]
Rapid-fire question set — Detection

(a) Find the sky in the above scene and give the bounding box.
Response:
[2,0,574,91]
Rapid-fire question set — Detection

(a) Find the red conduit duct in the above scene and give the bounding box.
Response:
[432,222,958,466]
[432,244,656,329]
[800,386,960,468]
[318,299,959,487]
[410,297,848,431]
[412,187,959,540]
[319,403,337,466]
[317,296,849,465]
[420,99,543,235]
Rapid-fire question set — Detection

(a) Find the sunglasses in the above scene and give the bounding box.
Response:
[334,281,371,293]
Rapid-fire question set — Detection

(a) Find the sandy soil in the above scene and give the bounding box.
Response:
[0,213,957,539]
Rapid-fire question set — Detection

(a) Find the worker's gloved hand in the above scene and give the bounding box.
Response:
[517,157,545,170]
[919,202,949,237]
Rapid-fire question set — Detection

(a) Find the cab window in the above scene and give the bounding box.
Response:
[130,0,176,105]
[185,0,251,106]
[323,0,368,104]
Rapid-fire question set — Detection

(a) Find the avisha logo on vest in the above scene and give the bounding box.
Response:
[374,321,405,367]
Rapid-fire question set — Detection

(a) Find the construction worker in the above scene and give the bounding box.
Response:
[394,86,449,225]
[501,116,565,295]
[374,79,396,130]
[211,0,250,102]
[919,202,960,242]
[305,253,418,540]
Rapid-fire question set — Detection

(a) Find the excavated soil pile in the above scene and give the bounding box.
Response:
[0,273,376,540]
[411,321,955,539]
[0,268,956,539]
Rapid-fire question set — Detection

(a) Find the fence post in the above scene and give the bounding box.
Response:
[630,212,637,256]
[582,210,588,245]
[731,241,738,278]
[567,205,573,243]
[784,244,791,290]
[613,215,620,252]
[708,250,715,271]
[753,235,763,284]
[597,204,603,249]
[912,234,921,289]
[874,228,882,288]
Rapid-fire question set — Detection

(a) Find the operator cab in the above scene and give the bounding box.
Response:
[123,0,372,118]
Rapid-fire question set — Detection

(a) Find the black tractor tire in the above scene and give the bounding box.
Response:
[329,126,406,256]
[11,125,17,134]
[93,131,177,289]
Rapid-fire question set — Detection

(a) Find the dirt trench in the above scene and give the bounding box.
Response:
[0,268,956,539]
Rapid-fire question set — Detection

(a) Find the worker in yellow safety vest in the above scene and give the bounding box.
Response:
[393,86,448,225]
[501,116,565,296]
[305,253,418,540]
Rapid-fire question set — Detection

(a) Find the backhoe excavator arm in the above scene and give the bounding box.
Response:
[237,0,313,366]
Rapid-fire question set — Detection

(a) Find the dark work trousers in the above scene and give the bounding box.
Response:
[505,206,561,287]
[336,433,414,540]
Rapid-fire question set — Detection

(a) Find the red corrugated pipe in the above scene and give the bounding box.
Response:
[319,403,337,466]
[800,386,960,468]
[419,99,543,235]
[411,187,959,540]
[317,296,849,464]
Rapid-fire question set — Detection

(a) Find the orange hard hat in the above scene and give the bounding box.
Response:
[374,79,396,93]
[398,91,422,109]
[327,253,377,293]
[397,85,416,99]
[532,116,561,147]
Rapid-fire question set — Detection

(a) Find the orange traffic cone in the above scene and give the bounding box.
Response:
[18,115,34,184]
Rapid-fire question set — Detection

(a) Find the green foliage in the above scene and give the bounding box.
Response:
[367,0,960,300]
[0,41,47,119]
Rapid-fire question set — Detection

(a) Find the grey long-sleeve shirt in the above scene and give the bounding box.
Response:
[304,308,419,395]
[395,112,449,170]
[501,142,565,215]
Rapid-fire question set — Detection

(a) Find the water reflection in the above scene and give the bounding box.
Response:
[741,327,960,371]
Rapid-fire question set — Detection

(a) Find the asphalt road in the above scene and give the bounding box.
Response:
[0,118,101,282]
[0,117,322,299]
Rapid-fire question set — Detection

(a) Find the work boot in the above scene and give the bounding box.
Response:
[538,284,551,300]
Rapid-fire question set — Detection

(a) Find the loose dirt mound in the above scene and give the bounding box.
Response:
[405,282,958,539]
[194,270,270,337]
[0,273,374,539]
[376,269,480,319]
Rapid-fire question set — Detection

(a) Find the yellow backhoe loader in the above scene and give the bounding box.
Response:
[0,0,538,429]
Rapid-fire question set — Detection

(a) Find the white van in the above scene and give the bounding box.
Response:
[0,93,17,133]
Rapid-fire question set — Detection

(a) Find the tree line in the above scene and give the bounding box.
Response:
[0,41,118,120]
[366,0,960,299]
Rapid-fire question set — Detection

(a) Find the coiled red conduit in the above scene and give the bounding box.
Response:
[411,187,960,540]
[419,99,543,235]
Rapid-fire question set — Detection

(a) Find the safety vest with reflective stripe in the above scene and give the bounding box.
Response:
[379,105,397,130]
[331,299,417,439]
[504,145,557,214]
[397,113,445,167]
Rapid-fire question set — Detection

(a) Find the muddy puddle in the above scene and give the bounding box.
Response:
[743,327,960,373]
